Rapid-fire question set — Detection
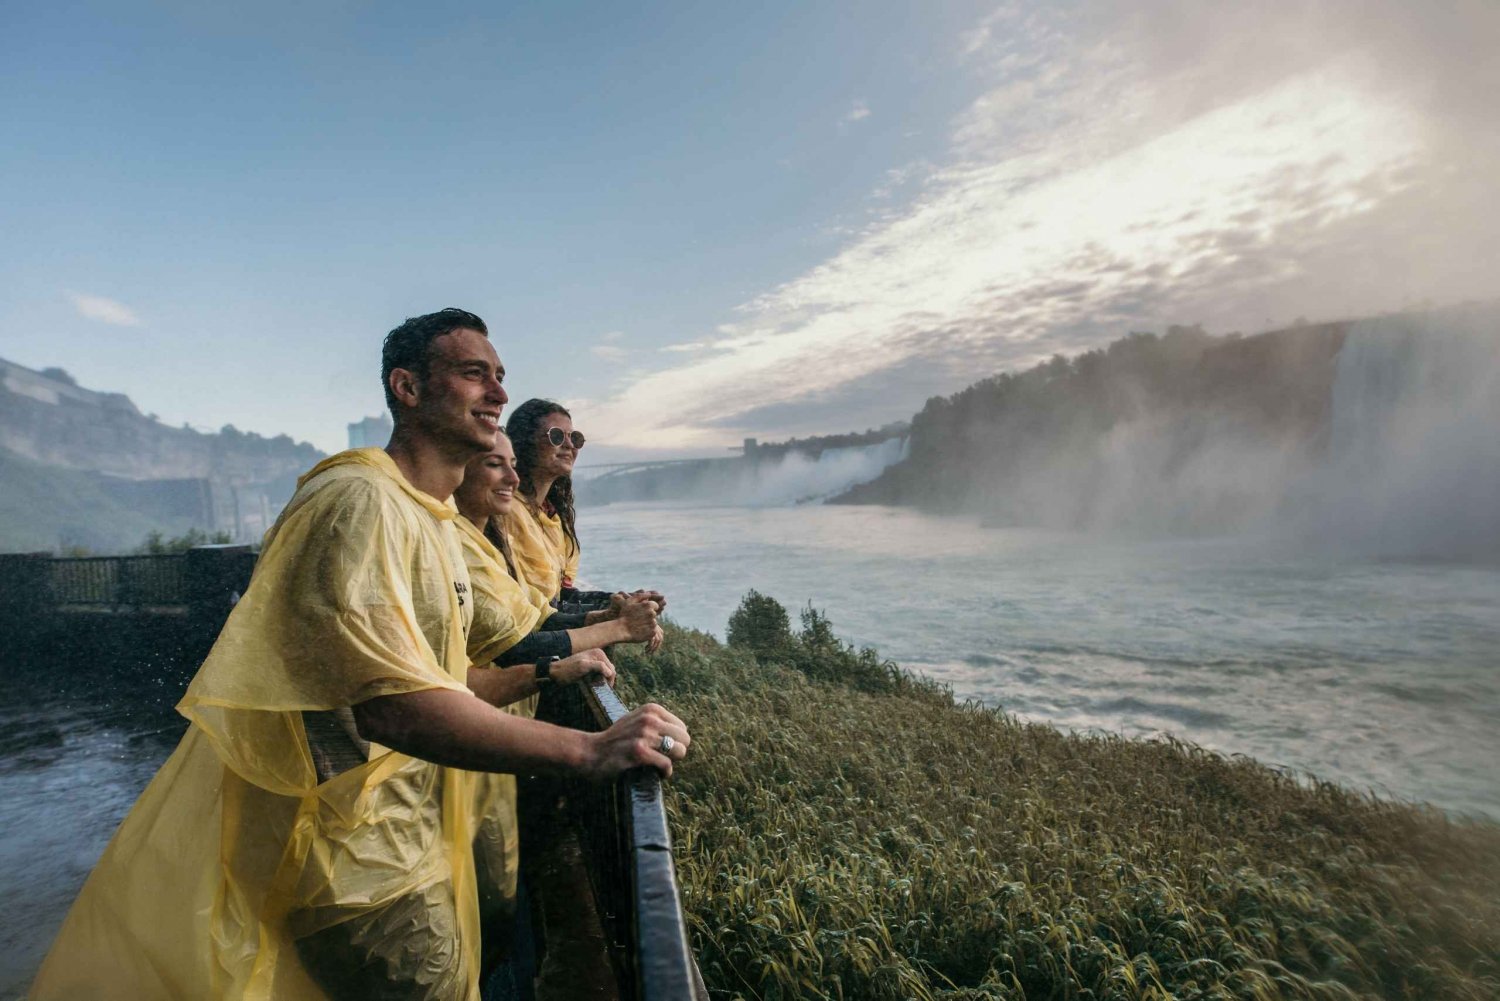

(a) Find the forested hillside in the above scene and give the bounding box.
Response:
[835,319,1349,530]
[0,446,204,553]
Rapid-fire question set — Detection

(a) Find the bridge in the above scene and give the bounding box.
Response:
[573,457,733,482]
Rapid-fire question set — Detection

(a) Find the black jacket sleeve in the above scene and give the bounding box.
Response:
[494,629,573,666]
[558,586,615,613]
[540,611,588,630]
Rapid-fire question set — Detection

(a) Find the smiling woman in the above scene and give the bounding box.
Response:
[501,399,587,598]
[450,427,669,974]
[503,398,667,645]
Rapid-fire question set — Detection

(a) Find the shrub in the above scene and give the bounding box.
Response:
[724,592,949,703]
[726,589,794,658]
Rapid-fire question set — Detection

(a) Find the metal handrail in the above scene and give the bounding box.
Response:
[0,549,257,618]
[48,554,187,606]
[531,681,701,1001]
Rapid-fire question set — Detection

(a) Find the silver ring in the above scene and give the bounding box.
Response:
[657,735,675,755]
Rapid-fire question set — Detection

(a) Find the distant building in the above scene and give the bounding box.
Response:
[347,414,393,449]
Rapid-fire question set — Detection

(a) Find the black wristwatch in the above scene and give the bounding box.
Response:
[534,655,558,687]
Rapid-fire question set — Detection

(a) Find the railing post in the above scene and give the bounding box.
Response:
[0,552,56,660]
[183,544,256,633]
[0,552,54,619]
[586,683,703,1001]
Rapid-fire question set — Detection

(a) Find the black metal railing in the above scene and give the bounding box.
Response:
[0,548,257,626]
[48,554,188,607]
[529,682,702,1001]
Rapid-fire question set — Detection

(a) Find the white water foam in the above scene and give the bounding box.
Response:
[740,437,909,506]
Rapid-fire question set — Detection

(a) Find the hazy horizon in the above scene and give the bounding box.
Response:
[3,1,1498,462]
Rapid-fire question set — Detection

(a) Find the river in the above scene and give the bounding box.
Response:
[580,502,1500,821]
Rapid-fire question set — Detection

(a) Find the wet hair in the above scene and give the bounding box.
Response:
[505,398,579,559]
[476,430,521,580]
[482,518,520,581]
[380,307,489,416]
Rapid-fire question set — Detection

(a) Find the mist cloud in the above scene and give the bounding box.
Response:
[581,0,1500,450]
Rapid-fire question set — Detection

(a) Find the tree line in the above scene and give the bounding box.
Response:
[835,320,1348,517]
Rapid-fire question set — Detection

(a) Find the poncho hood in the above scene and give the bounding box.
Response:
[297,447,457,521]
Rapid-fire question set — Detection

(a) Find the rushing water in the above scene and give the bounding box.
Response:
[0,667,186,998]
[1298,310,1500,558]
[580,503,1500,821]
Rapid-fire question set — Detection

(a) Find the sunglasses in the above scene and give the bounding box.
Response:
[546,427,586,450]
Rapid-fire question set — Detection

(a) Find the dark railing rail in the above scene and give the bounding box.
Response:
[0,547,257,630]
[0,549,255,651]
[529,682,702,1001]
[48,554,188,606]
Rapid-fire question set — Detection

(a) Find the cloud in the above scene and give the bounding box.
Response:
[871,162,929,200]
[69,291,143,327]
[842,100,871,125]
[590,332,629,362]
[583,0,1500,450]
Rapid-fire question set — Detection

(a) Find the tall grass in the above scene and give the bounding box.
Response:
[614,595,1500,1001]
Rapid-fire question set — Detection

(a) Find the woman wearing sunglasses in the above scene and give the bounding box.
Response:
[503,399,668,638]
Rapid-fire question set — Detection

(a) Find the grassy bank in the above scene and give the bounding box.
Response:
[613,595,1500,1001]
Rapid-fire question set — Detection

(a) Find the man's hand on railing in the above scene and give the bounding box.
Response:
[585,703,690,780]
[552,648,616,687]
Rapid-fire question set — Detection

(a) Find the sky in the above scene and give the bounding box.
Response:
[2,0,1497,461]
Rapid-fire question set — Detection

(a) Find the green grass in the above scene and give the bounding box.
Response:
[613,596,1500,1001]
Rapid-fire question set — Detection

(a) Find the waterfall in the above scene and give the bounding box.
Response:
[1298,308,1500,558]
[962,303,1500,554]
[742,437,910,506]
[578,436,911,508]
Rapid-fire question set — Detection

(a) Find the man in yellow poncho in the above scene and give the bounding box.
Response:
[29,307,691,1001]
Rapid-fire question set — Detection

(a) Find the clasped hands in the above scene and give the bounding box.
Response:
[586,589,668,653]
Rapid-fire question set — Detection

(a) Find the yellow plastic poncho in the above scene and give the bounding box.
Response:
[501,500,579,600]
[31,448,516,1001]
[454,515,546,942]
[456,514,543,669]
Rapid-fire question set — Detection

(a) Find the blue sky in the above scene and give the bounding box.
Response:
[3,1,1497,460]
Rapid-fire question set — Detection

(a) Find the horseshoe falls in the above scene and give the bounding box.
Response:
[1294,309,1500,559]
